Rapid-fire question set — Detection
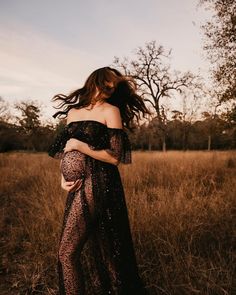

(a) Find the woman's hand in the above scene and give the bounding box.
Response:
[61,174,83,192]
[63,138,118,166]
[64,138,84,153]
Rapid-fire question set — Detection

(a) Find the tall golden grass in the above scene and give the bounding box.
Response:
[0,151,235,295]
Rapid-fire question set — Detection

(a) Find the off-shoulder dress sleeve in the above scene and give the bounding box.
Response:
[48,126,70,159]
[104,128,132,164]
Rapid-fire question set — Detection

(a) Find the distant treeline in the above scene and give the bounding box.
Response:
[0,120,54,152]
[0,100,235,152]
[129,115,236,151]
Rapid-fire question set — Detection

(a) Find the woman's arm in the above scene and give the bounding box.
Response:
[64,139,119,165]
[64,105,124,166]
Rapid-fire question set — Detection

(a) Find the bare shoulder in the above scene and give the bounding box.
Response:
[66,108,77,124]
[104,103,122,128]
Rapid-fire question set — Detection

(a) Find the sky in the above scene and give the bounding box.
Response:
[0,0,212,122]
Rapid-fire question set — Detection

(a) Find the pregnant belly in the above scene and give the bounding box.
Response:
[60,150,86,182]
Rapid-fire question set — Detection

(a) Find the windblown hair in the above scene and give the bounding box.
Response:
[52,66,151,131]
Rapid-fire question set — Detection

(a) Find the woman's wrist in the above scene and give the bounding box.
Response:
[76,140,87,152]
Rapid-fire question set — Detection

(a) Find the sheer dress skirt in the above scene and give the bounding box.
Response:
[48,126,147,294]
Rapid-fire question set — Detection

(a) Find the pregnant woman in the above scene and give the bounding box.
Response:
[48,66,151,295]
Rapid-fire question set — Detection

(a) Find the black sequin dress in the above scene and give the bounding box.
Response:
[48,120,147,295]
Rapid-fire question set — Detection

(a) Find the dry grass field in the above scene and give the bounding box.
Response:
[0,151,235,295]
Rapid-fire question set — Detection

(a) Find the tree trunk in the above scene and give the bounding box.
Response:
[182,127,186,151]
[208,135,211,151]
[162,136,166,152]
[148,141,152,151]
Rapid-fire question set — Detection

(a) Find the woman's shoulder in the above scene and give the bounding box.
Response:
[103,103,120,116]
[103,102,119,110]
[67,108,76,124]
[104,104,122,129]
[67,107,84,124]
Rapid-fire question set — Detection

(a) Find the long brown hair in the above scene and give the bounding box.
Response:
[52,66,151,131]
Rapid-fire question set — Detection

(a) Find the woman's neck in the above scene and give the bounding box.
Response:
[85,100,105,111]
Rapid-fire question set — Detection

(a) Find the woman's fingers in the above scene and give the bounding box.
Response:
[65,181,75,185]
[61,178,84,192]
[61,180,76,191]
[63,140,72,152]
[64,139,74,152]
[69,179,83,192]
[64,138,82,152]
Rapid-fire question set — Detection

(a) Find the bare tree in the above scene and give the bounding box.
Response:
[171,86,203,150]
[201,95,222,150]
[0,97,10,122]
[199,0,236,103]
[112,40,202,151]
